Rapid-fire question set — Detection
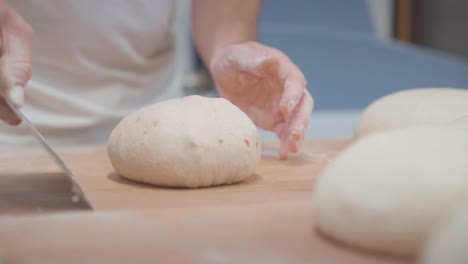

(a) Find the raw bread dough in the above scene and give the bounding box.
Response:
[355,88,468,138]
[313,126,468,257]
[107,96,261,188]
[421,207,468,264]
[448,115,468,129]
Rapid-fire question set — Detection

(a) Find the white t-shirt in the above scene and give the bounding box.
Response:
[0,0,183,146]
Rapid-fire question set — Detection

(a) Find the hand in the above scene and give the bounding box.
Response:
[0,2,33,125]
[210,41,313,159]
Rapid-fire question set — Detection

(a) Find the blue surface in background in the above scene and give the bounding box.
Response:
[259,30,468,110]
[259,0,375,35]
[257,0,468,110]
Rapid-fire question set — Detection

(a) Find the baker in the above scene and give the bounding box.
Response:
[0,0,312,159]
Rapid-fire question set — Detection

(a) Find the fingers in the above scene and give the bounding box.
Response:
[7,85,23,107]
[288,90,313,150]
[276,90,314,159]
[277,58,307,119]
[0,6,32,125]
[0,97,20,125]
[0,6,33,105]
[255,52,307,122]
[274,122,289,160]
[266,52,310,159]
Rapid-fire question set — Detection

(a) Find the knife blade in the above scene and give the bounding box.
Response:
[4,97,93,210]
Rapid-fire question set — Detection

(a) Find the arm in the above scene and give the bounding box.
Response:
[191,0,260,67]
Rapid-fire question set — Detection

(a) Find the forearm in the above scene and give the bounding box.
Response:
[191,0,261,68]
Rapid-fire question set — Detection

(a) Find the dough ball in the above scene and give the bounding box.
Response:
[107,96,261,188]
[448,115,468,129]
[355,88,468,138]
[313,126,468,257]
[421,207,468,264]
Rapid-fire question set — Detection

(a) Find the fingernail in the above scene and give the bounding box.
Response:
[291,124,304,141]
[9,85,24,107]
[287,100,295,114]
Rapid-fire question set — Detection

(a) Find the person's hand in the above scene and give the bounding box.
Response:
[210,41,313,159]
[0,2,33,125]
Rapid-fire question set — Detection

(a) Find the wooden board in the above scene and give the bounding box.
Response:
[0,140,350,213]
[0,139,413,263]
[0,148,91,215]
[0,201,411,264]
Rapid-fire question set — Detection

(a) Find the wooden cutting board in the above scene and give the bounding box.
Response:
[0,139,349,213]
[0,201,411,264]
[0,139,413,263]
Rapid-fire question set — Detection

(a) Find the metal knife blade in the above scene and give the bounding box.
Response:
[4,97,93,210]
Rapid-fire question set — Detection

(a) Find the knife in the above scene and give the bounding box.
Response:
[4,97,93,210]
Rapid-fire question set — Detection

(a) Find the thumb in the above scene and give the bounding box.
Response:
[5,84,23,106]
[0,6,33,107]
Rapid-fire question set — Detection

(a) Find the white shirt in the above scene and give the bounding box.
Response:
[0,0,183,146]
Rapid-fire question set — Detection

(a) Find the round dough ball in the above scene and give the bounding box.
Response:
[355,88,468,138]
[448,115,468,129]
[313,126,468,257]
[421,207,468,264]
[107,96,261,188]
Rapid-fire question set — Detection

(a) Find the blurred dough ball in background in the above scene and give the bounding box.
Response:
[354,88,468,138]
[313,126,468,257]
[421,207,468,264]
